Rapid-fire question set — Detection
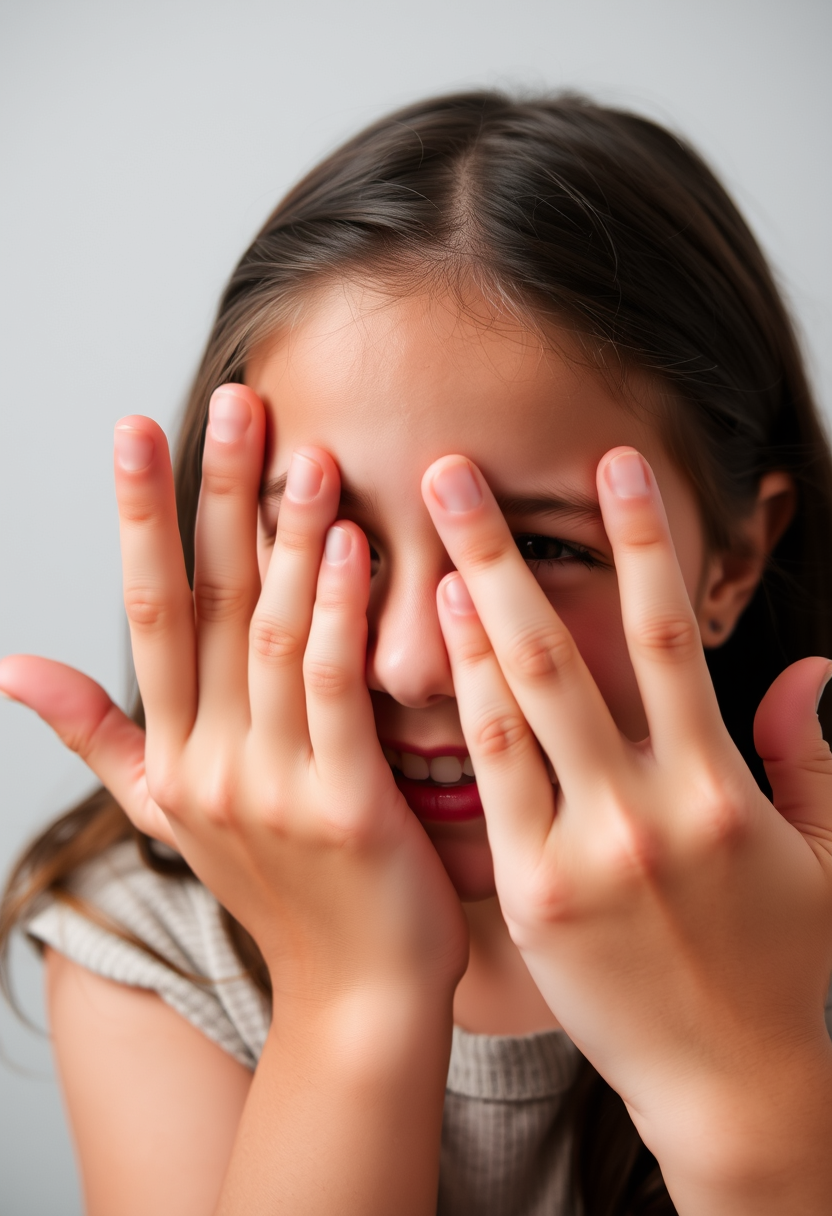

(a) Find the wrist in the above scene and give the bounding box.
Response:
[268,981,455,1083]
[643,1033,832,1214]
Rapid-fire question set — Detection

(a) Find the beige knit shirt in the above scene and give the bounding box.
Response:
[27,840,583,1216]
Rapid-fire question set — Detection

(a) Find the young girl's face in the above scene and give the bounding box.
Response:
[247,282,708,900]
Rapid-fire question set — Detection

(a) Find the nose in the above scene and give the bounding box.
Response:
[366,560,455,707]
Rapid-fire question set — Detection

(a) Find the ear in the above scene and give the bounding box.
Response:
[697,472,796,648]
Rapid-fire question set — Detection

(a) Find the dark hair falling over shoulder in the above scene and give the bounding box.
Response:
[4,90,832,1215]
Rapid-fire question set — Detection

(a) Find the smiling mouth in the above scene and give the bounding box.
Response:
[380,743,482,822]
[382,746,475,786]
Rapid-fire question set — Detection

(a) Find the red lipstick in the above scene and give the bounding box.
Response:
[382,741,484,823]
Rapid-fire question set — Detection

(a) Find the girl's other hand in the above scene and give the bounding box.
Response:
[423,448,832,1206]
[0,388,466,1007]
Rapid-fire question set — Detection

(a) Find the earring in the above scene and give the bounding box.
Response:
[708,619,723,634]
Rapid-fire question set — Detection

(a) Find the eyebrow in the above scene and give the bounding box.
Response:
[260,472,376,516]
[493,491,601,525]
[260,474,600,526]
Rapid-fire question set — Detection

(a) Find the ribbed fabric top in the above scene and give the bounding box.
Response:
[25,839,832,1216]
[447,1025,580,1101]
[26,839,582,1213]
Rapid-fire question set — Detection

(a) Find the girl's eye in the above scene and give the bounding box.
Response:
[513,533,598,569]
[369,544,380,576]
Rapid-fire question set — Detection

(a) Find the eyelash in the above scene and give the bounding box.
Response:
[513,533,599,570]
[366,534,599,574]
[264,522,598,572]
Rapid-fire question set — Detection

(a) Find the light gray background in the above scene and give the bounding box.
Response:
[1,1,830,1211]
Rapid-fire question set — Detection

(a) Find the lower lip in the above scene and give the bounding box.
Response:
[394,772,484,822]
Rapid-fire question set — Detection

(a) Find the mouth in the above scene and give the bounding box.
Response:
[381,743,483,823]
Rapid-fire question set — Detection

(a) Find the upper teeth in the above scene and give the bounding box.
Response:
[383,748,475,784]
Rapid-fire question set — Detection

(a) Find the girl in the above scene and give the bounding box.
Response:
[2,92,832,1216]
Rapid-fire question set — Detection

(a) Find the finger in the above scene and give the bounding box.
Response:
[249,448,341,758]
[114,415,196,752]
[0,655,176,847]
[754,656,832,832]
[193,385,265,720]
[437,574,555,860]
[596,447,725,758]
[421,456,623,799]
[302,522,391,822]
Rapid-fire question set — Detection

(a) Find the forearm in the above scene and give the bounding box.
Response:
[649,1035,832,1216]
[216,988,453,1216]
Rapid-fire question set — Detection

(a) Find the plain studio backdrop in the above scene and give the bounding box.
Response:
[1,0,830,1210]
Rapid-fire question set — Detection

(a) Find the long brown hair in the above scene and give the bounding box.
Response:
[4,91,832,1214]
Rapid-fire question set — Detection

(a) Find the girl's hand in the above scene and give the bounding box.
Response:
[1,388,466,1004]
[422,448,832,1202]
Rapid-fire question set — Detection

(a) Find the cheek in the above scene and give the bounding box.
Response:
[556,585,648,742]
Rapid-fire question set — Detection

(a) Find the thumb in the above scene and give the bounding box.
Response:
[754,656,832,831]
[0,654,176,847]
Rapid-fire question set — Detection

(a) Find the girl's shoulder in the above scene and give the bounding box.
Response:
[25,838,269,1068]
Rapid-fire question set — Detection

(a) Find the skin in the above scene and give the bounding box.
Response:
[2,282,832,1214]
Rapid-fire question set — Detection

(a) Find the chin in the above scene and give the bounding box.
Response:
[421,817,496,901]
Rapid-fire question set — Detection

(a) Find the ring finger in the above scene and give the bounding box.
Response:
[249,447,342,758]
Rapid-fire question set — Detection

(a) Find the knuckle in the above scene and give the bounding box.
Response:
[200,781,238,827]
[633,611,700,661]
[145,764,184,816]
[118,499,166,527]
[194,580,250,624]
[123,582,171,630]
[65,700,117,761]
[601,812,661,883]
[454,631,496,670]
[314,584,353,614]
[688,769,749,850]
[621,522,665,551]
[303,655,353,699]
[458,533,511,573]
[250,614,303,664]
[469,708,529,760]
[200,464,241,498]
[275,520,314,559]
[193,758,240,827]
[505,624,576,682]
[521,865,575,929]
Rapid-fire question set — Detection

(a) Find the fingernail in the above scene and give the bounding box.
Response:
[115,425,155,472]
[605,452,650,499]
[816,664,832,711]
[431,461,482,513]
[442,573,476,616]
[286,452,323,503]
[209,387,251,444]
[325,525,352,565]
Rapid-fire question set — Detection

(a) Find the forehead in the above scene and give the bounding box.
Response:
[245,282,658,491]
